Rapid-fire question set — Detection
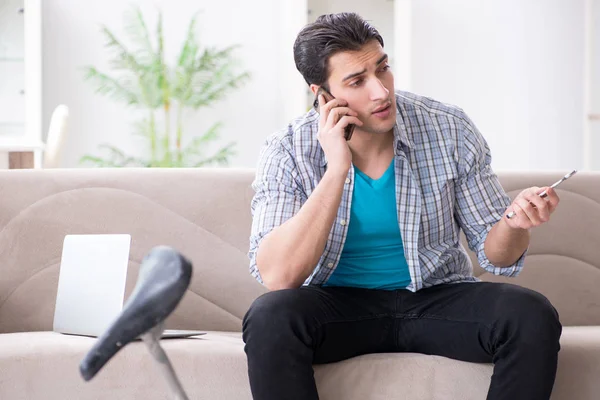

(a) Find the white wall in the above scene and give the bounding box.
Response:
[408,0,586,171]
[305,0,587,172]
[589,0,600,170]
[42,1,590,171]
[42,0,307,168]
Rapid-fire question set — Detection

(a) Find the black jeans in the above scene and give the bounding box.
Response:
[242,282,562,400]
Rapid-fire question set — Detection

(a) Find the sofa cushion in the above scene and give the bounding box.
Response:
[0,331,250,400]
[315,326,600,400]
[1,327,598,400]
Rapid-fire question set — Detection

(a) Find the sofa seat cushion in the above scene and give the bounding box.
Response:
[1,327,599,400]
[0,331,250,400]
[315,326,600,400]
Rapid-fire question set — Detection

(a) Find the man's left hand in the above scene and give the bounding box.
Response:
[504,186,560,230]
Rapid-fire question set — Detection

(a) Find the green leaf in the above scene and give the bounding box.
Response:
[181,122,223,155]
[192,143,237,167]
[101,26,144,72]
[82,67,140,105]
[123,5,156,66]
[177,13,201,69]
[79,154,114,167]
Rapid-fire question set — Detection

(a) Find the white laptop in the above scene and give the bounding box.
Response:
[53,234,204,339]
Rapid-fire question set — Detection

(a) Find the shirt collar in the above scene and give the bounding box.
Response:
[394,99,414,152]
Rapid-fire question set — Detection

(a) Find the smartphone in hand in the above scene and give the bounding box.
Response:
[506,169,578,219]
[313,87,356,141]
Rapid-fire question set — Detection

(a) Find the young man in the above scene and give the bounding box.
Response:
[243,12,562,400]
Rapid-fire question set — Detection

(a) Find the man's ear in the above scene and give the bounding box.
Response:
[309,84,320,97]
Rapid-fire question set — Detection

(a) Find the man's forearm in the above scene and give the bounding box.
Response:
[484,217,530,268]
[256,168,348,290]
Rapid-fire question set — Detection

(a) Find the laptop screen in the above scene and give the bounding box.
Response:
[53,234,131,337]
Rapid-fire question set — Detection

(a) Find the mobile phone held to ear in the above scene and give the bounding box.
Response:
[313,87,356,141]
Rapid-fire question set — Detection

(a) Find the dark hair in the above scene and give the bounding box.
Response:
[293,12,384,89]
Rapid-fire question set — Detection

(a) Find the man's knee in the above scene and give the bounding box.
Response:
[242,288,317,343]
[497,284,562,345]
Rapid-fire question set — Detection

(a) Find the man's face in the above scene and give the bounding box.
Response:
[315,40,396,135]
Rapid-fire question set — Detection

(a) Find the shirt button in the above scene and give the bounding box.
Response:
[340,219,346,226]
[328,262,334,268]
[345,178,350,184]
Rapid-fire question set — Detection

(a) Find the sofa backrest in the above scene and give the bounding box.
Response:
[468,171,600,327]
[0,168,266,334]
[0,169,598,334]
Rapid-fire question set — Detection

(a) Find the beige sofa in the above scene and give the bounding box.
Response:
[0,168,599,400]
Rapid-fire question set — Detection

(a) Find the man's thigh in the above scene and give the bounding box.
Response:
[248,285,399,365]
[394,281,560,363]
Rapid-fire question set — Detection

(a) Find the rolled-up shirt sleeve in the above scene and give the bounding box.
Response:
[248,140,306,284]
[453,111,527,277]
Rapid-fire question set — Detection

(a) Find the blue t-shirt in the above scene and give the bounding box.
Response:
[325,159,411,290]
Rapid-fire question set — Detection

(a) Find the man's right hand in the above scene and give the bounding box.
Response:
[317,94,363,176]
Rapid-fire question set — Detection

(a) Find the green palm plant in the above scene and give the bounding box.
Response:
[80,6,250,167]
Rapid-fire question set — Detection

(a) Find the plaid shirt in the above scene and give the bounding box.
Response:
[249,90,526,292]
